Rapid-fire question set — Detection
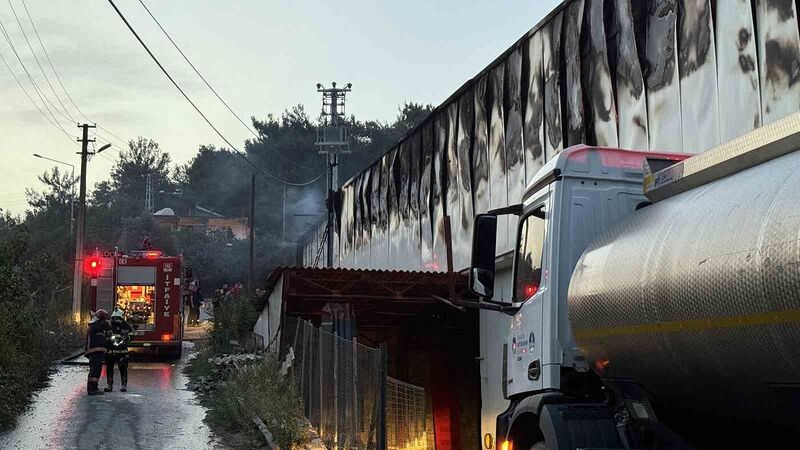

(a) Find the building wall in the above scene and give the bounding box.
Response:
[253,276,283,351]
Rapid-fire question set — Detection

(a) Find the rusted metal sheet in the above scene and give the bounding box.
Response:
[524,32,545,182]
[419,123,435,270]
[679,0,720,153]
[432,113,448,272]
[582,0,618,147]
[564,0,586,147]
[377,154,391,269]
[614,0,648,150]
[755,0,800,124]
[489,64,510,253]
[473,75,491,216]
[339,182,352,268]
[505,49,525,250]
[408,132,422,271]
[645,0,682,152]
[544,13,564,158]
[456,91,474,270]
[716,0,761,142]
[353,174,364,267]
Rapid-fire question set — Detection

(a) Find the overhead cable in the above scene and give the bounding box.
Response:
[20,0,130,147]
[107,0,321,187]
[7,0,73,122]
[136,0,319,173]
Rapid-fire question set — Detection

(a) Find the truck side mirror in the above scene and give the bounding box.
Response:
[469,214,497,299]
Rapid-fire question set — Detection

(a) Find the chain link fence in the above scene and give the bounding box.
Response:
[281,316,428,449]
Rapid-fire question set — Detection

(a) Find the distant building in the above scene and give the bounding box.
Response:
[153,205,249,240]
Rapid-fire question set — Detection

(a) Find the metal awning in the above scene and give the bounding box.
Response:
[264,267,477,322]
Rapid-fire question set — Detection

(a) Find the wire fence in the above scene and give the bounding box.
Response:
[281,316,428,449]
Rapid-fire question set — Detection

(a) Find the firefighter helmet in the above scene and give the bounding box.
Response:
[95,309,110,320]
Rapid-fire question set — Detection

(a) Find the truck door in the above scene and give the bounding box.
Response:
[508,202,548,396]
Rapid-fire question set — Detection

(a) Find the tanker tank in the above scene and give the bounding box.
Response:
[567,147,800,432]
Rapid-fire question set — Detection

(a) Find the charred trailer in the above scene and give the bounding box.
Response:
[88,249,186,358]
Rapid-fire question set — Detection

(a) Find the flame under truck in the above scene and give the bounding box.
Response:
[87,249,186,358]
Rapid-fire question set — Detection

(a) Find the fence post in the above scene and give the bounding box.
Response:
[377,342,388,450]
[333,333,339,449]
[352,337,359,446]
[319,325,325,441]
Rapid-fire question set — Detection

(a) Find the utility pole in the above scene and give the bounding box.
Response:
[248,173,255,293]
[72,123,95,321]
[145,173,154,213]
[315,82,352,268]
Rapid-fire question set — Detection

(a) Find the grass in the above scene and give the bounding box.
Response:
[186,296,309,449]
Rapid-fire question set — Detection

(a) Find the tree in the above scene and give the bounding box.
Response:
[111,137,174,213]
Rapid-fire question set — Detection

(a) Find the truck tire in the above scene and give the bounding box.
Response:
[531,442,547,450]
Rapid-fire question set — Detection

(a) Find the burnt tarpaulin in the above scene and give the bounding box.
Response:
[488,64,510,253]
[524,32,545,184]
[456,90,474,270]
[646,0,683,152]
[614,0,648,150]
[755,0,800,125]
[431,112,448,272]
[563,0,586,147]
[387,147,402,268]
[419,122,435,270]
[582,0,618,147]
[472,75,490,216]
[543,12,564,158]
[445,101,462,270]
[408,132,422,270]
[715,0,761,142]
[679,0,720,153]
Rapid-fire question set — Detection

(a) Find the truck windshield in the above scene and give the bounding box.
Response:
[515,204,547,301]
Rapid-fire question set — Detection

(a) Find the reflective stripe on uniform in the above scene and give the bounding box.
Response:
[85,347,107,354]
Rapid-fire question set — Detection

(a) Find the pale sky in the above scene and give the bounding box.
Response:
[0,0,561,214]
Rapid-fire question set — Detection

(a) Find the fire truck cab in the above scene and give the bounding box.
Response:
[88,249,186,358]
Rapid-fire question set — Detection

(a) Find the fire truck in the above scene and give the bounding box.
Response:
[86,249,188,358]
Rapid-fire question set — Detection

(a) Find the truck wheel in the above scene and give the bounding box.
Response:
[531,442,547,450]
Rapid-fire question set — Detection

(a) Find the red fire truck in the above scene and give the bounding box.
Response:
[87,249,187,358]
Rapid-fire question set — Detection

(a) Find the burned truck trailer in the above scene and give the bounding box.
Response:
[88,250,185,358]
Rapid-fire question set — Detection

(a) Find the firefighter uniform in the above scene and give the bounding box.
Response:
[85,309,111,395]
[105,309,132,392]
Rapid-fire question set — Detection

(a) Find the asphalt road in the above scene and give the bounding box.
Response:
[0,341,223,450]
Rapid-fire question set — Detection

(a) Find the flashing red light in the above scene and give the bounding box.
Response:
[524,284,539,298]
[161,333,173,342]
[84,257,102,276]
[144,251,162,258]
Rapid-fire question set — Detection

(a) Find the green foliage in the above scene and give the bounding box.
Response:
[205,353,308,449]
[0,215,82,431]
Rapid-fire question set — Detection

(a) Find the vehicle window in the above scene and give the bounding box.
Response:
[515,205,547,301]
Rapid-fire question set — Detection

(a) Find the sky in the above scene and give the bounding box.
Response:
[0,0,561,214]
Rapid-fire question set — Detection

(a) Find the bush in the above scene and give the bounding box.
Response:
[205,353,308,449]
[186,297,308,449]
[0,293,83,431]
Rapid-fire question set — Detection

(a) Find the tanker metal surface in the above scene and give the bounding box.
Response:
[569,148,800,430]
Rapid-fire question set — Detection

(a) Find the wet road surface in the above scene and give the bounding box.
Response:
[0,341,223,450]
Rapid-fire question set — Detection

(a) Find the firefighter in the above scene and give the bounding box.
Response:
[85,309,111,396]
[105,308,133,392]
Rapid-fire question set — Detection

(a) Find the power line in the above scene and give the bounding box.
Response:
[136,0,319,173]
[0,14,70,133]
[0,45,76,146]
[107,0,321,187]
[7,0,73,121]
[20,0,130,148]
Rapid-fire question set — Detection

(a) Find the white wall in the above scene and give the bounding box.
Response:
[253,275,283,351]
[479,267,513,446]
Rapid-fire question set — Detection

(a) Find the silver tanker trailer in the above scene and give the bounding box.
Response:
[468,112,800,449]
